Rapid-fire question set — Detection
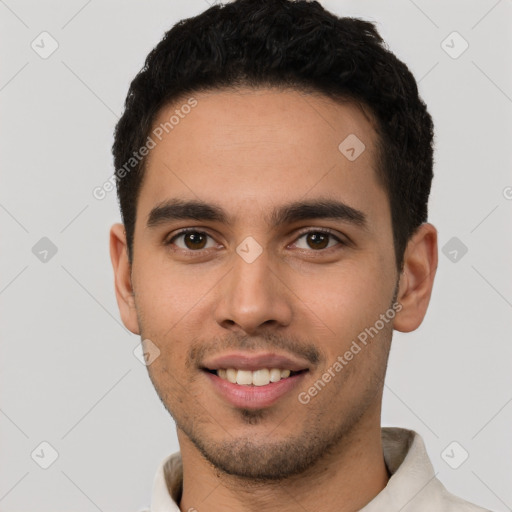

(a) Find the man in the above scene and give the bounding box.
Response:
[109,1,491,510]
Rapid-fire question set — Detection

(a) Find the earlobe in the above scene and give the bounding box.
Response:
[109,223,140,335]
[393,223,438,333]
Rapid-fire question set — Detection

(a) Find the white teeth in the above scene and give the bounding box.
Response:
[236,370,253,385]
[252,369,270,386]
[269,368,282,382]
[215,368,296,385]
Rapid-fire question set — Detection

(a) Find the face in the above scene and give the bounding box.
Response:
[113,88,413,480]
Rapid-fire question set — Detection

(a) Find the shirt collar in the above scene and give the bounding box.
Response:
[148,427,476,512]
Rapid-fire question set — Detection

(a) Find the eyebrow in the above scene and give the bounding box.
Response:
[146,198,368,230]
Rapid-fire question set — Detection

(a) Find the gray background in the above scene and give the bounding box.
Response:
[1,0,511,510]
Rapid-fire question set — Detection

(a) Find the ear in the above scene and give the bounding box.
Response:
[109,223,140,335]
[394,223,438,333]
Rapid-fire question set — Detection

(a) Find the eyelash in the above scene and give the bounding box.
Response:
[165,227,347,254]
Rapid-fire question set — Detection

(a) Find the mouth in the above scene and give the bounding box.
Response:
[204,367,306,386]
[200,352,311,409]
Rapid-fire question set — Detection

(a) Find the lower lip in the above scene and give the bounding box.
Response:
[204,371,307,409]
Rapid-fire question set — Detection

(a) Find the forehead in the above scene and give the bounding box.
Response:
[138,87,387,227]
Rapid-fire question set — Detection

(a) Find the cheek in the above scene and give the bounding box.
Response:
[132,257,215,330]
[289,258,393,332]
[131,259,221,378]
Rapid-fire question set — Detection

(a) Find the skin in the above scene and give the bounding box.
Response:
[110,87,438,512]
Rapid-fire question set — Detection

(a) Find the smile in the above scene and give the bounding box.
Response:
[210,368,304,386]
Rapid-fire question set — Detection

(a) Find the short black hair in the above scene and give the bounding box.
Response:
[112,0,434,270]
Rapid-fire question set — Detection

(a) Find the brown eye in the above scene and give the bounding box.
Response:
[306,232,329,250]
[168,230,215,251]
[183,232,207,249]
[293,230,342,251]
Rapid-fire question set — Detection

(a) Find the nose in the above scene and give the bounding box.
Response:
[214,246,293,335]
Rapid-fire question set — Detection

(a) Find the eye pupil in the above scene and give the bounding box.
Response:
[185,232,207,249]
[307,232,329,250]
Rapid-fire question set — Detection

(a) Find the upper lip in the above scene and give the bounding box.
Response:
[201,352,310,372]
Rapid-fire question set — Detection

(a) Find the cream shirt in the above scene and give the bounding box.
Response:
[146,427,491,512]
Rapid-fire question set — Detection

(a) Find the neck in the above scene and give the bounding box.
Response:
[177,416,389,512]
